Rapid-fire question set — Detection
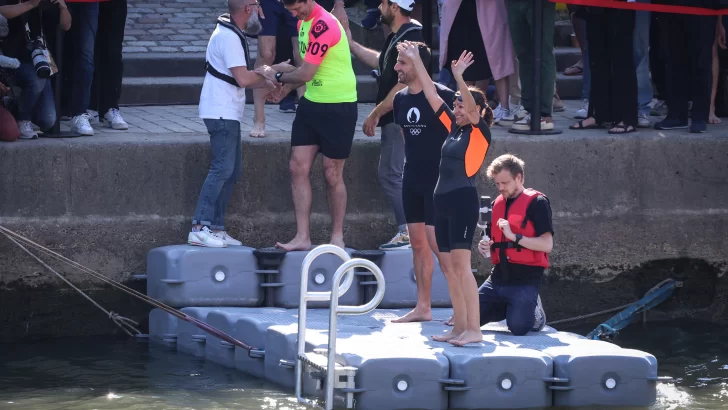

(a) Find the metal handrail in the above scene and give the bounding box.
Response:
[294,244,386,410]
[295,245,356,403]
[325,258,385,409]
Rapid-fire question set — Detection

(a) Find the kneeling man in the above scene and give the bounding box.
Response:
[478,154,551,335]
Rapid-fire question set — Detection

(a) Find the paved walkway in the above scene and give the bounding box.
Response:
[123,0,364,54]
[124,0,228,53]
[47,100,727,140]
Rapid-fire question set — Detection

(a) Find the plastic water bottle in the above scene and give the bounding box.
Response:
[479,196,491,258]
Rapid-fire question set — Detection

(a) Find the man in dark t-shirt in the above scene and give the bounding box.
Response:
[388,42,456,323]
[478,154,554,336]
[344,0,423,250]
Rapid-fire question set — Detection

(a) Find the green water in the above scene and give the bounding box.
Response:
[0,319,725,410]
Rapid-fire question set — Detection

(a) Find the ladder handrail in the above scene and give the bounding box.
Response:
[295,244,356,402]
[325,258,386,409]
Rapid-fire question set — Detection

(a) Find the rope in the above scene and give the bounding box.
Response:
[0,225,256,351]
[2,231,142,337]
[546,279,677,326]
[547,302,634,326]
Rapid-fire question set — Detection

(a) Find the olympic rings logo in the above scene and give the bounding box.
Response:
[410,128,421,135]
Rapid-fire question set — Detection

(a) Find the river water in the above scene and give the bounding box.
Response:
[0,319,725,410]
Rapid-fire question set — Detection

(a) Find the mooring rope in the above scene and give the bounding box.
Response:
[546,279,676,326]
[0,225,258,352]
[2,231,142,337]
[547,303,635,326]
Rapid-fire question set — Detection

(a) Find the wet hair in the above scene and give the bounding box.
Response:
[455,86,493,127]
[487,154,525,180]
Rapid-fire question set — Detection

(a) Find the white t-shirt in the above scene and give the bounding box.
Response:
[198,25,248,123]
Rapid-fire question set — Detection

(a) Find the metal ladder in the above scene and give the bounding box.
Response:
[295,245,386,410]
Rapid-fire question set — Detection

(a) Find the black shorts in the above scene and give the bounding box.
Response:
[402,181,436,226]
[259,0,298,37]
[291,98,358,160]
[433,187,479,252]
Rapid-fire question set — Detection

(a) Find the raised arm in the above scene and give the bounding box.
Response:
[347,33,380,69]
[451,51,481,125]
[396,41,444,113]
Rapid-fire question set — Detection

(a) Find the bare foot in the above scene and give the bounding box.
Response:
[275,235,312,251]
[709,112,721,124]
[330,235,345,249]
[449,330,483,346]
[444,315,455,326]
[431,328,462,342]
[391,308,432,323]
[249,122,265,138]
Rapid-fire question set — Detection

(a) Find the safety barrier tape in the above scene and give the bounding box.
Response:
[552,0,728,16]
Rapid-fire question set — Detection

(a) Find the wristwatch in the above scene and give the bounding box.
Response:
[514,234,523,246]
[275,72,284,83]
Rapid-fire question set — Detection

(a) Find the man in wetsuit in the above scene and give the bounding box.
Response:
[258,0,357,251]
[344,0,423,251]
[479,154,552,335]
[389,42,456,323]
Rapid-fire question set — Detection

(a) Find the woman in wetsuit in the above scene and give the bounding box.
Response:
[397,41,493,346]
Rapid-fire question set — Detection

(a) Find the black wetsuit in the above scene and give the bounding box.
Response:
[392,83,456,225]
[432,103,492,252]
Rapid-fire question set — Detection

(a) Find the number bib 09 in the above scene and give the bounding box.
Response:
[297,9,357,104]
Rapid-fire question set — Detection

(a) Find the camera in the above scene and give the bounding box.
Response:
[28,38,52,78]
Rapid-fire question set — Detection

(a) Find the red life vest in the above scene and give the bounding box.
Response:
[490,188,549,268]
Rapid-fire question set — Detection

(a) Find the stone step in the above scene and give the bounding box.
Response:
[554,20,575,48]
[555,46,582,72]
[555,72,582,100]
[119,74,379,106]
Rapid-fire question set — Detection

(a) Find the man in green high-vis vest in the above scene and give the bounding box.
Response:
[258,0,357,251]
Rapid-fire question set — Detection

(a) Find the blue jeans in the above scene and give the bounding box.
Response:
[15,62,56,130]
[192,119,243,230]
[634,0,653,116]
[67,2,99,116]
[478,280,539,336]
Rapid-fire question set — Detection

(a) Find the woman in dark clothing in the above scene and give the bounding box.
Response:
[570,7,637,134]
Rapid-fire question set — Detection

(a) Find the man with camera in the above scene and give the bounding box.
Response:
[0,0,70,139]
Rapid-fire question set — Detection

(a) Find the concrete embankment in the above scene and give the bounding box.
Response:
[1,129,727,343]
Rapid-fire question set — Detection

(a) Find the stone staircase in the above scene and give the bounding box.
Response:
[119,1,583,106]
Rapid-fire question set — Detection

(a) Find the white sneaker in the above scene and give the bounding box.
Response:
[637,112,650,128]
[575,99,589,119]
[510,105,528,121]
[188,226,227,248]
[103,108,128,130]
[532,295,546,332]
[215,230,242,246]
[87,109,99,125]
[71,114,94,136]
[492,105,503,125]
[511,114,554,131]
[17,121,38,139]
[493,104,515,126]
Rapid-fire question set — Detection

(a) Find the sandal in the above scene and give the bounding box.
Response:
[569,119,602,130]
[608,124,636,134]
